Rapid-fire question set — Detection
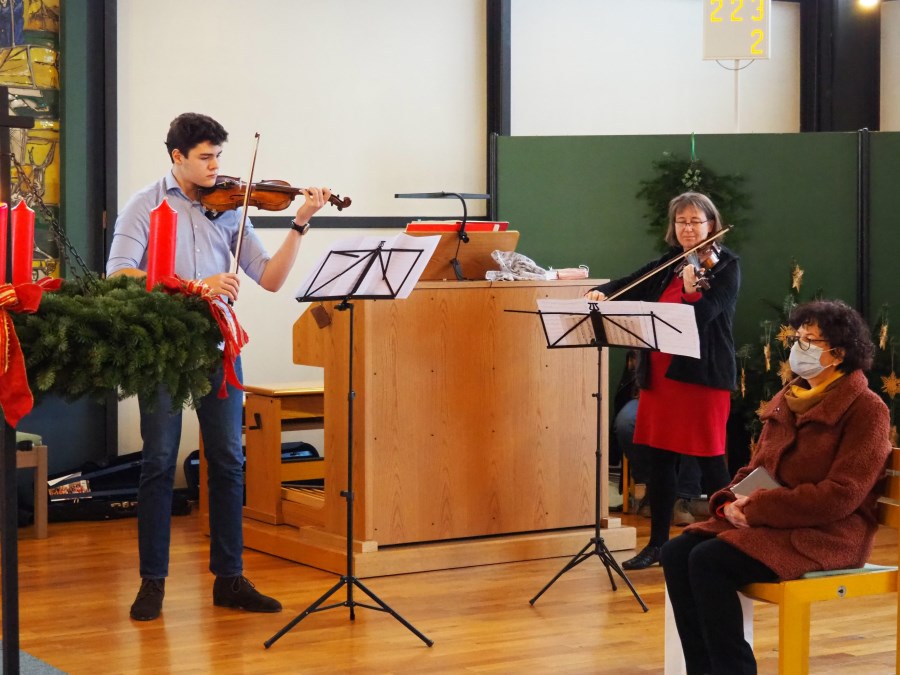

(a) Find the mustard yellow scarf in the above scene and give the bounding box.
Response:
[785,370,845,415]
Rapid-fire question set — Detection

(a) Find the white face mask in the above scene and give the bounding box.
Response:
[789,341,835,380]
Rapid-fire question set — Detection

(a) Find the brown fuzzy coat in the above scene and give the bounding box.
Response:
[684,370,891,579]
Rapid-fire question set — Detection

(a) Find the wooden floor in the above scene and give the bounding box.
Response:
[7,509,898,674]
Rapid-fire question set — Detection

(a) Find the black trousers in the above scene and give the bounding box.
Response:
[647,448,731,547]
[661,532,778,675]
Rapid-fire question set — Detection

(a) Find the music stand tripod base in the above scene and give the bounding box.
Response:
[526,307,650,612]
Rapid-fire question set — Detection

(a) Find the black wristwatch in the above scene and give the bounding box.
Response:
[291,219,310,236]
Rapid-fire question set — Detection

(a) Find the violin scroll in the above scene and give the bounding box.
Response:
[328,193,351,211]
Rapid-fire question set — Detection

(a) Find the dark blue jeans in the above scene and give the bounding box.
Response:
[137,359,244,579]
[661,532,778,675]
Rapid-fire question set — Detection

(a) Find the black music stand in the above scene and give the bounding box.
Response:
[525,300,696,612]
[265,237,434,649]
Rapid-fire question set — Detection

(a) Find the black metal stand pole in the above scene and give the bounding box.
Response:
[1,420,20,673]
[265,301,433,648]
[529,347,648,611]
[0,82,33,675]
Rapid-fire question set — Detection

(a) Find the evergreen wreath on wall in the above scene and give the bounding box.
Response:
[11,276,224,410]
[636,149,752,251]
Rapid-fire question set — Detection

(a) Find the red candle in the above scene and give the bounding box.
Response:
[10,200,34,285]
[146,198,177,291]
[0,202,8,283]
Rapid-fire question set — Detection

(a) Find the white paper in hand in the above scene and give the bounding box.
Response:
[732,466,782,498]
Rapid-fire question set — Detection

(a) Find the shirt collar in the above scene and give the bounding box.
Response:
[164,170,193,202]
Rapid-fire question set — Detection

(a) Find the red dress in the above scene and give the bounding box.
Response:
[631,276,730,457]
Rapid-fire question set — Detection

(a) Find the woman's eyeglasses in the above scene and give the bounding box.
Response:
[786,335,830,351]
[674,219,708,229]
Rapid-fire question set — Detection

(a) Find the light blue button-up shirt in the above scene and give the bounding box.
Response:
[106,171,270,283]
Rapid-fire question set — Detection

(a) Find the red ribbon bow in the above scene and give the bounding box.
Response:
[157,275,249,398]
[0,277,62,427]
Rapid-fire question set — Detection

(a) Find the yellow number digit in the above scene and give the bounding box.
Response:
[731,0,744,22]
[752,0,764,22]
[751,29,764,55]
[710,0,723,23]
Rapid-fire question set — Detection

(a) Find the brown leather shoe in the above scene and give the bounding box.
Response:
[130,578,165,621]
[213,575,282,613]
[672,499,695,526]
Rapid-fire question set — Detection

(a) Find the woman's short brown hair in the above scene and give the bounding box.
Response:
[664,192,725,247]
[789,299,875,372]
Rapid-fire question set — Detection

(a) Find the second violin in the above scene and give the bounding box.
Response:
[673,241,723,291]
[200,176,351,215]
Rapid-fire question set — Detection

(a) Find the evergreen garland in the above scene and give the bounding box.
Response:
[11,276,224,410]
[870,305,898,445]
[732,262,820,445]
[636,152,752,252]
[733,261,898,451]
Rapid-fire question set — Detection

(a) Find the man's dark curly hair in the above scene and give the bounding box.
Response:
[789,299,874,372]
[165,113,228,162]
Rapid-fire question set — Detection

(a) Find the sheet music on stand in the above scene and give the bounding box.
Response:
[535,298,700,357]
[295,232,440,301]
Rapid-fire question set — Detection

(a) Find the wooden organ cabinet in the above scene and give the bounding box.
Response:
[238,279,636,576]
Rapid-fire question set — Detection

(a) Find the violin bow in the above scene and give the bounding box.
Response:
[606,225,733,301]
[231,132,261,274]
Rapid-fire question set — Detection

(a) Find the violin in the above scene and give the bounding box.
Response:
[673,241,723,291]
[200,175,352,214]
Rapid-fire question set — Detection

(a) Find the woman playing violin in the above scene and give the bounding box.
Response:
[106,112,332,622]
[585,191,741,570]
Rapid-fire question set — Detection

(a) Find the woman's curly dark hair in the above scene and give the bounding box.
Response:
[789,299,874,372]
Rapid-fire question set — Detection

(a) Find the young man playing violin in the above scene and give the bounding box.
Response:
[107,112,332,621]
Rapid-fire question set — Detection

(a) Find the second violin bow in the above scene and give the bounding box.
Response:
[232,132,261,274]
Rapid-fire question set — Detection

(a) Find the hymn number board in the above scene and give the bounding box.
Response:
[703,0,771,61]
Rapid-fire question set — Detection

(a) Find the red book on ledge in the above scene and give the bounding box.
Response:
[405,220,509,233]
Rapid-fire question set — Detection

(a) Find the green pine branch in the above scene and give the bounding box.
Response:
[12,276,224,411]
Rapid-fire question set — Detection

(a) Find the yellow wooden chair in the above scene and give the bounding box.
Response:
[622,455,632,513]
[740,446,900,675]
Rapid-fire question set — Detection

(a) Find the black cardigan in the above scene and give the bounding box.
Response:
[591,245,741,392]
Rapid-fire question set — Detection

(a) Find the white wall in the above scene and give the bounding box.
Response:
[116,0,487,217]
[115,0,486,468]
[114,0,896,471]
[883,2,900,131]
[510,0,801,135]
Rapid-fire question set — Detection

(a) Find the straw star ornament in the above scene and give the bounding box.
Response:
[791,263,804,292]
[882,372,900,400]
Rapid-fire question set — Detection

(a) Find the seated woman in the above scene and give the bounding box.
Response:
[661,299,892,675]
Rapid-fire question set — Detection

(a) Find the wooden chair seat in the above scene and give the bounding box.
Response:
[665,446,900,675]
[739,446,900,674]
